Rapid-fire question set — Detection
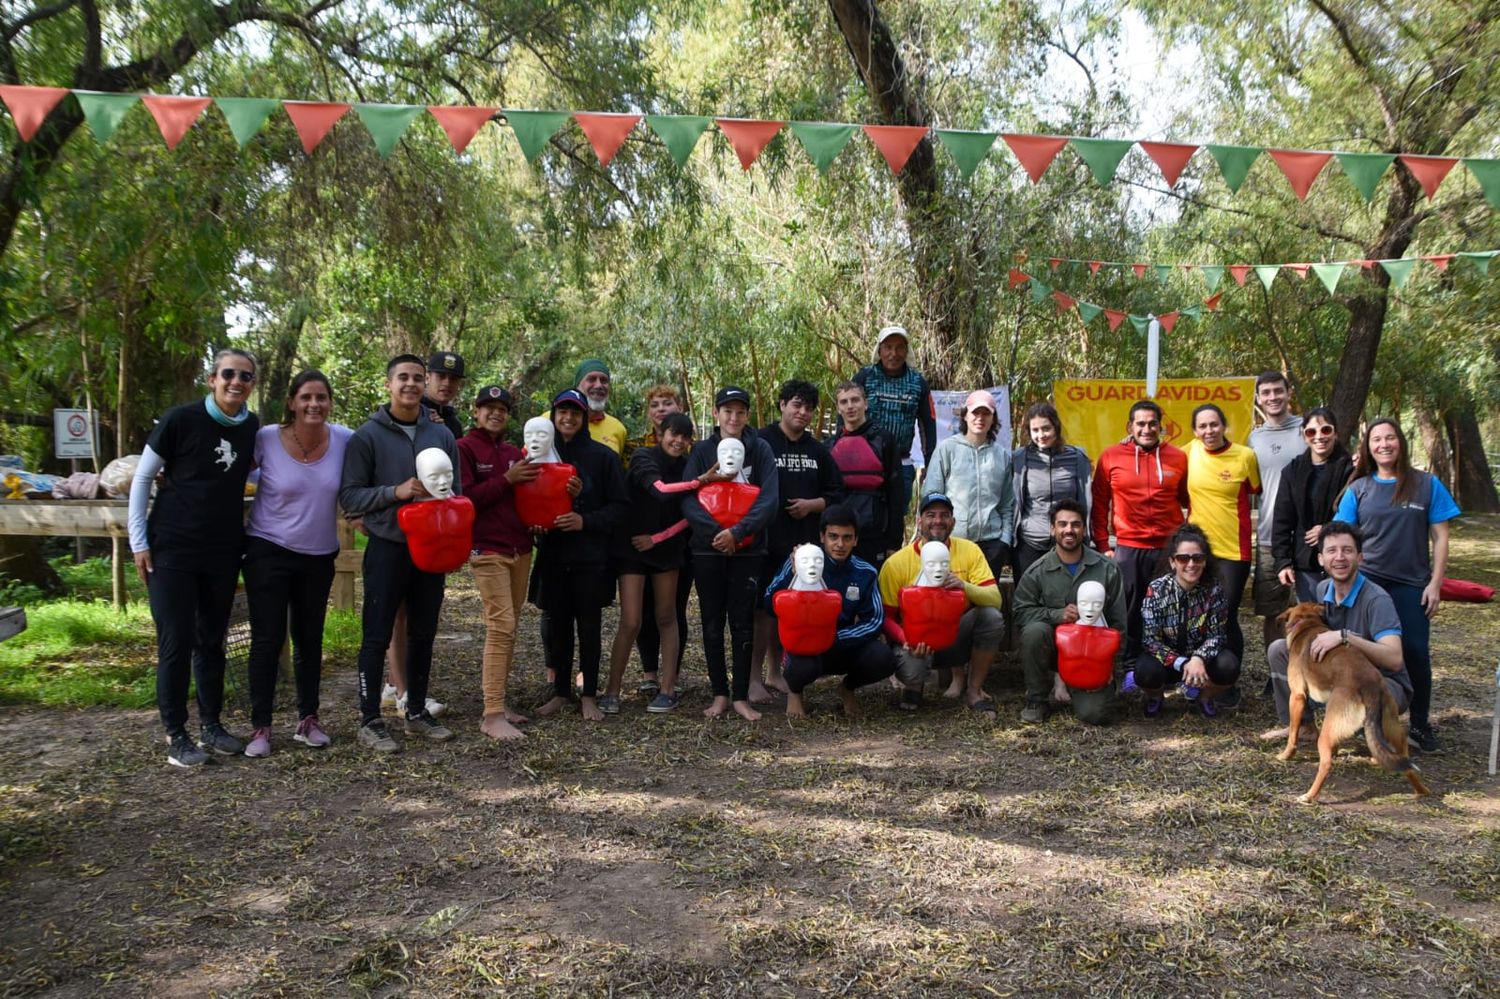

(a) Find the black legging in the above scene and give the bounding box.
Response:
[147,559,241,735]
[693,552,760,701]
[1133,650,1241,692]
[1013,540,1052,578]
[355,536,444,724]
[243,536,336,728]
[784,639,896,695]
[540,563,607,699]
[1216,559,1251,660]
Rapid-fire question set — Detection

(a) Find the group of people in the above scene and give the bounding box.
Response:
[128,333,1459,767]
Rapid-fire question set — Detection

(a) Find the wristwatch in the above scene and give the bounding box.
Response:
[1339,629,1349,646]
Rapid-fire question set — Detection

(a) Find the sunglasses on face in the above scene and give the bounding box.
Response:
[1171,553,1207,565]
[219,368,256,383]
[1304,425,1335,438]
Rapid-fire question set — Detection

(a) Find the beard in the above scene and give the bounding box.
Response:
[587,395,607,414]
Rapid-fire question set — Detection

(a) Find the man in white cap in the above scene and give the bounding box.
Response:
[853,325,936,533]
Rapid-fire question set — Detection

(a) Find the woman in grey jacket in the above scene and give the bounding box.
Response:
[1010,402,1092,576]
[923,390,1015,580]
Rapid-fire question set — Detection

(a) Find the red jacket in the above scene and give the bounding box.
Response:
[1090,441,1188,550]
[457,428,532,557]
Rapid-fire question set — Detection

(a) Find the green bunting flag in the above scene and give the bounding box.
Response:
[1070,137,1134,185]
[1335,152,1395,203]
[1077,302,1103,325]
[1180,304,1203,320]
[645,115,711,166]
[1154,264,1173,282]
[504,109,570,163]
[1458,250,1497,276]
[1206,144,1262,193]
[356,104,424,158]
[74,91,138,142]
[1198,265,1224,293]
[1128,315,1150,336]
[788,122,858,175]
[934,129,997,179]
[1255,265,1280,292]
[1029,278,1051,304]
[1465,159,1500,210]
[214,97,279,146]
[1380,258,1416,288]
[1311,262,1347,295]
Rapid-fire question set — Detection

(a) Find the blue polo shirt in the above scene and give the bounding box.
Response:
[1316,573,1410,695]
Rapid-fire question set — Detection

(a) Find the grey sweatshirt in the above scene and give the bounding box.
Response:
[339,405,461,544]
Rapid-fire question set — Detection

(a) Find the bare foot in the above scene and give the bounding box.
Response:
[733,700,763,721]
[580,697,605,722]
[765,673,790,695]
[942,679,965,699]
[504,707,530,725]
[703,695,730,719]
[839,687,862,718]
[1259,726,1290,742]
[785,693,807,718]
[545,667,557,685]
[748,680,778,705]
[480,713,526,741]
[1051,673,1072,704]
[535,695,570,717]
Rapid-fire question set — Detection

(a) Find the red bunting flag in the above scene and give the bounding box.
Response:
[428,106,495,153]
[1048,257,1063,270]
[1268,149,1332,201]
[1426,254,1455,272]
[574,112,641,166]
[1088,260,1102,275]
[1286,263,1311,278]
[1007,268,1031,289]
[715,118,784,170]
[0,84,69,142]
[1203,293,1223,311]
[1002,133,1068,183]
[1131,263,1148,279]
[1398,155,1459,200]
[1157,311,1180,333]
[141,95,211,149]
[1052,290,1076,313]
[1229,264,1252,286]
[282,101,351,154]
[1104,309,1126,331]
[862,124,927,175]
[1354,259,1376,269]
[1139,141,1198,186]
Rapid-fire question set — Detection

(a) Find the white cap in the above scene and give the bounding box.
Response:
[875,325,909,353]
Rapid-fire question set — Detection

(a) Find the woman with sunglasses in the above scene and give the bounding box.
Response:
[241,371,353,757]
[1271,408,1354,602]
[1184,403,1260,663]
[1334,418,1460,753]
[129,348,261,767]
[1134,524,1240,718]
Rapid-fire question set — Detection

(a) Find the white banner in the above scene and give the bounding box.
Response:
[911,386,1011,467]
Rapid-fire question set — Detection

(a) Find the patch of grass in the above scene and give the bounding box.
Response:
[0,600,155,707]
[321,608,362,658]
[51,556,146,603]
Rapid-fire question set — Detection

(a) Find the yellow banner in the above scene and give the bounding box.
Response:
[1052,378,1257,461]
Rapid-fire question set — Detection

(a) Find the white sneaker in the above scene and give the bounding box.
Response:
[381,683,398,709]
[395,692,446,719]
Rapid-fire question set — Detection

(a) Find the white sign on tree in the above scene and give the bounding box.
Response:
[53,408,98,460]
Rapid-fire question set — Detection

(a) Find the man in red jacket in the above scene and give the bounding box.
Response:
[1090,400,1188,658]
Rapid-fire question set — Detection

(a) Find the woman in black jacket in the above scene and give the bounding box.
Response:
[1271,407,1354,602]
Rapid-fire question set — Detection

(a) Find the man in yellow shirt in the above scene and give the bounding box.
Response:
[879,493,1004,716]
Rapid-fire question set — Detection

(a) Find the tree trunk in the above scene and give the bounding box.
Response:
[0,536,64,596]
[1415,406,1452,485]
[1445,404,1500,513]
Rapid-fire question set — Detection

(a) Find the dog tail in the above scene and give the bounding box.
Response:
[1361,684,1413,773]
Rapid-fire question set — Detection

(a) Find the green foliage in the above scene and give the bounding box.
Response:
[0,600,156,707]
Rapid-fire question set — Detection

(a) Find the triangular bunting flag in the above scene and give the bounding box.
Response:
[1199,265,1224,293]
[1157,311,1180,333]
[1128,315,1150,336]
[1203,293,1223,311]
[74,91,139,143]
[1028,278,1051,304]
[1426,254,1455,272]
[140,95,211,150]
[282,101,350,154]
[356,104,424,158]
[1354,259,1377,270]
[1131,263,1148,279]
[862,124,928,175]
[1002,133,1068,183]
[574,112,641,167]
[1007,269,1030,290]
[0,84,70,142]
[1398,154,1459,200]
[215,97,280,146]
[1077,302,1103,325]
[1268,149,1332,201]
[1206,144,1262,193]
[933,129,996,179]
[1139,141,1198,186]
[1048,257,1063,270]
[1311,262,1346,295]
[1255,265,1280,291]
[1229,264,1252,286]
[1457,250,1497,276]
[1180,304,1203,320]
[1104,309,1126,331]
[427,105,496,154]
[1286,263,1311,278]
[1070,137,1134,184]
[1335,152,1395,202]
[1154,264,1172,282]
[645,115,712,166]
[1465,159,1500,209]
[1088,260,1102,275]
[788,122,858,175]
[1052,290,1076,313]
[716,118,784,170]
[504,109,570,163]
[1380,258,1416,288]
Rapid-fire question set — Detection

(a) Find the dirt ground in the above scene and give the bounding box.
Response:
[2,517,1498,997]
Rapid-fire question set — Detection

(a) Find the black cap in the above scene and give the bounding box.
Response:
[427,352,466,378]
[714,385,751,408]
[919,492,954,513]
[473,385,511,409]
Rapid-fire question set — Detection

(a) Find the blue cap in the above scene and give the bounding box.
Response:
[919,492,954,513]
[551,388,589,411]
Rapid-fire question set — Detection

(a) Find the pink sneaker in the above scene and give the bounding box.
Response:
[244,727,273,758]
[293,715,330,748]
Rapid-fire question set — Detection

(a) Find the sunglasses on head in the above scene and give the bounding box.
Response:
[219,368,256,383]
[1303,425,1335,438]
[1171,553,1207,565]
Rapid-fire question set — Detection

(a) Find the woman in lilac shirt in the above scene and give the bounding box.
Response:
[242,371,354,757]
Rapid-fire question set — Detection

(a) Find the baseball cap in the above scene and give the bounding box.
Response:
[874,325,909,351]
[919,492,954,513]
[963,390,996,413]
[551,388,588,411]
[473,385,512,409]
[427,351,466,378]
[714,386,751,408]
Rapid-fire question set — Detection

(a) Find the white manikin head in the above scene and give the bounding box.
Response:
[916,541,951,587]
[1076,580,1106,627]
[790,543,826,591]
[522,417,560,463]
[415,447,454,500]
[716,437,748,481]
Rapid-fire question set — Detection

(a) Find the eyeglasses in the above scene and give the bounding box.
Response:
[1171,553,1207,565]
[219,368,256,383]
[1304,425,1335,438]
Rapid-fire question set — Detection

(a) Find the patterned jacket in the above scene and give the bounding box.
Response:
[1139,572,1227,670]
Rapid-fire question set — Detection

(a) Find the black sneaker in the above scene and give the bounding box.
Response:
[1409,724,1443,754]
[198,722,244,755]
[167,732,212,768]
[1217,686,1243,711]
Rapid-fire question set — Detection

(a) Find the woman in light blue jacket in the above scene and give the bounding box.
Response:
[923,390,1015,580]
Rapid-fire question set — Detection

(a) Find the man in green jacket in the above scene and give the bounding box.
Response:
[1013,499,1126,725]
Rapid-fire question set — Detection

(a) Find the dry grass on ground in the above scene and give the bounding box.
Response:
[2,516,1498,996]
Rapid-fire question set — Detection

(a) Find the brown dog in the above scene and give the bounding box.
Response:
[1276,602,1430,803]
